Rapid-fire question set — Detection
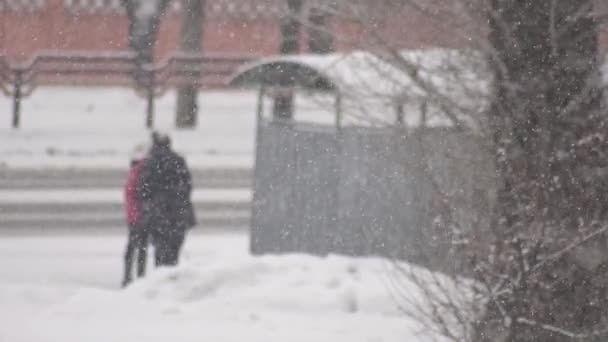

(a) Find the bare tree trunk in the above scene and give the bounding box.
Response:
[307,4,334,54]
[477,1,608,340]
[122,0,171,79]
[176,0,204,129]
[121,0,171,128]
[272,0,303,119]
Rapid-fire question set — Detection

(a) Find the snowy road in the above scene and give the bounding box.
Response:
[0,168,252,190]
[0,167,253,230]
[0,188,252,230]
[0,231,437,342]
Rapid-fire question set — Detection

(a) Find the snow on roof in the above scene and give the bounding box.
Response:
[228,49,489,127]
[228,48,488,104]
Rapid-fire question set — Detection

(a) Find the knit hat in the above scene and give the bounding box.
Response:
[151,131,171,147]
[131,143,148,161]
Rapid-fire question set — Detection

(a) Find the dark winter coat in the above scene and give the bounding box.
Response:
[137,144,196,239]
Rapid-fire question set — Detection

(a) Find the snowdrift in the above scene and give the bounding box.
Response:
[0,233,456,342]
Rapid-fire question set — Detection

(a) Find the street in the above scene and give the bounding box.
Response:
[0,167,252,231]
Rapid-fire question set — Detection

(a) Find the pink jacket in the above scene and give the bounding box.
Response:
[124,160,143,227]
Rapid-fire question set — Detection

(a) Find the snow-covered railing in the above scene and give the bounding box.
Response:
[0,0,45,12]
[0,50,256,128]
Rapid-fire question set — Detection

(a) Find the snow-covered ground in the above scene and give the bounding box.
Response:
[0,87,458,341]
[0,188,251,204]
[0,87,340,169]
[0,86,430,169]
[0,88,260,169]
[0,231,441,342]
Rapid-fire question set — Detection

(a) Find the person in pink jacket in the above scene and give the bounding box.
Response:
[122,146,148,287]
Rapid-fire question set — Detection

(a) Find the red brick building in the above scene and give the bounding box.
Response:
[0,0,478,61]
[1,0,607,81]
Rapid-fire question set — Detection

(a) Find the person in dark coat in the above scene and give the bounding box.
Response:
[138,134,196,266]
[122,147,148,287]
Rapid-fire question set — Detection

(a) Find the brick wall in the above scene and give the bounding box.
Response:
[2,0,607,83]
[0,0,480,62]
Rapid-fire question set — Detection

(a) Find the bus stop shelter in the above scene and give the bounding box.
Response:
[228,50,491,271]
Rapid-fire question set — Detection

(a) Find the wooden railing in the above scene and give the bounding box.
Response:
[0,51,256,128]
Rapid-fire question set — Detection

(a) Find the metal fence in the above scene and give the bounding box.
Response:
[250,119,494,270]
[0,51,254,128]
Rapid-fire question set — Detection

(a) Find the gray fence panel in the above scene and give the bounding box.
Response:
[250,121,297,254]
[290,129,339,255]
[251,119,492,270]
[335,129,429,260]
[334,129,367,256]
